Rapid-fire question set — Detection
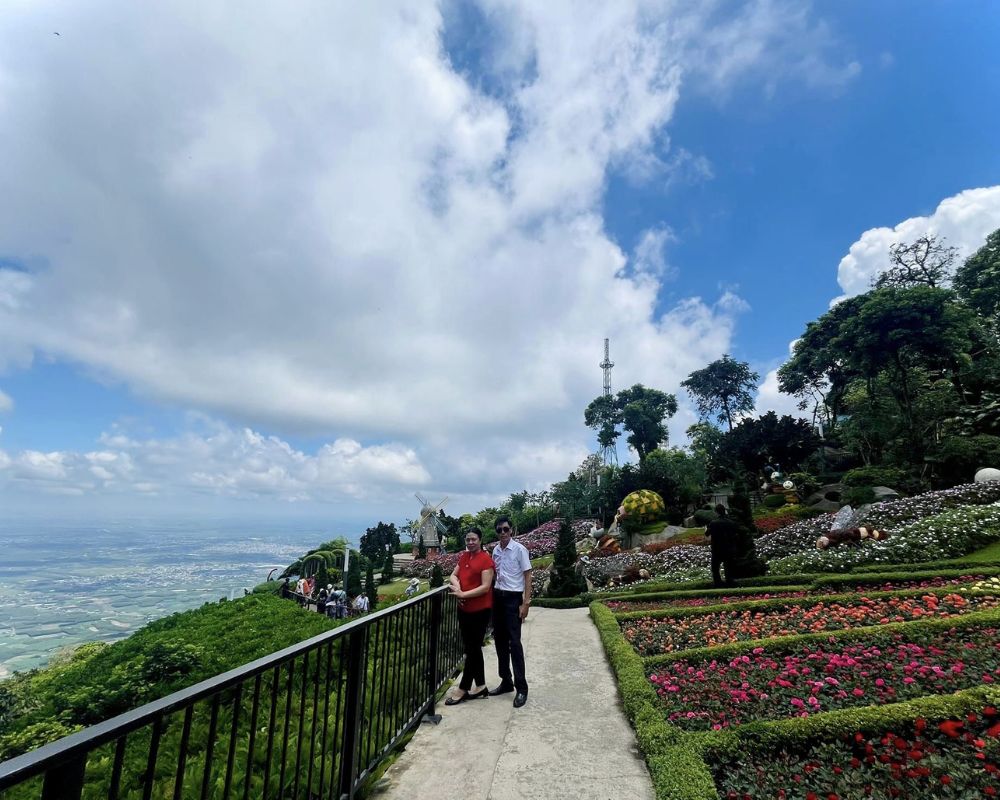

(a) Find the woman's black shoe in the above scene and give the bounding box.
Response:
[489,683,514,696]
[444,693,467,706]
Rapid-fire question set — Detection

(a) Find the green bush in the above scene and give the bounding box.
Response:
[843,485,876,506]
[692,509,717,526]
[429,563,445,588]
[842,465,913,490]
[761,493,786,509]
[547,518,588,598]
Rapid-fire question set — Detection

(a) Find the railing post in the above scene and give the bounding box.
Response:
[41,755,86,800]
[422,590,443,724]
[338,628,365,800]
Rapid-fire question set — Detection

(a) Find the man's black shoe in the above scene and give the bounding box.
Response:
[489,684,514,696]
[513,692,528,708]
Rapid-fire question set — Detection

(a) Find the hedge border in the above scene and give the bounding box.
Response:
[641,604,1000,668]
[589,601,717,800]
[853,557,1000,573]
[812,564,1000,589]
[612,585,999,623]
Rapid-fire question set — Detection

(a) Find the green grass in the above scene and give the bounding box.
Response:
[956,539,1000,563]
[378,578,429,597]
[531,554,554,568]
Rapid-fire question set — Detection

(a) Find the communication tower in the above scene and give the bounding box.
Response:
[599,338,618,467]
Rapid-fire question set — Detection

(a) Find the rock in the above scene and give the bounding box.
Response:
[805,483,847,506]
[809,499,841,513]
[576,536,597,553]
[975,467,1000,483]
[871,486,901,501]
[683,515,698,528]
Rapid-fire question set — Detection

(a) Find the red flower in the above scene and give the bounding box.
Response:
[938,719,964,738]
[940,775,952,785]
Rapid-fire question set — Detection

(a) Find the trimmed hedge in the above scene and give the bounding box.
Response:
[590,602,716,800]
[703,684,1000,759]
[531,596,589,609]
[598,585,811,606]
[852,556,1000,573]
[611,585,999,623]
[642,605,1000,668]
[811,564,1000,591]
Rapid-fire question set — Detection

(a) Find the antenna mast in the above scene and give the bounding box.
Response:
[599,338,618,467]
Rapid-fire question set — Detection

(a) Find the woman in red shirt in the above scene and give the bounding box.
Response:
[445,527,495,704]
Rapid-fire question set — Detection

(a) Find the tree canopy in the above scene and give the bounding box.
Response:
[585,383,677,460]
[681,354,760,431]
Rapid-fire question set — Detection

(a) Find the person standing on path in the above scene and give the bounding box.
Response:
[445,527,495,705]
[490,515,532,708]
[705,504,739,587]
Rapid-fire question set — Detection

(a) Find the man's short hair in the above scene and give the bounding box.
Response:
[714,504,727,516]
[494,515,512,531]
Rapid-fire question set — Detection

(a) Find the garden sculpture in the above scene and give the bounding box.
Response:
[816,505,888,550]
[619,489,666,524]
[975,467,1000,483]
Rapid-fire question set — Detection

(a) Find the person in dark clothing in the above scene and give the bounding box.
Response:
[705,504,740,587]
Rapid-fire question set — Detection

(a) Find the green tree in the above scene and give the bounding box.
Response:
[546,518,587,598]
[359,521,399,562]
[380,550,394,585]
[638,448,706,511]
[616,384,678,459]
[681,354,760,431]
[365,565,378,608]
[954,227,1000,326]
[429,563,445,588]
[718,412,822,478]
[872,234,957,290]
[345,554,363,598]
[417,538,427,560]
[584,394,622,453]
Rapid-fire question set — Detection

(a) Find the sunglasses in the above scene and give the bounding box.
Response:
[498,525,511,532]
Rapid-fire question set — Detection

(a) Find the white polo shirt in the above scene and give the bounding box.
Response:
[492,538,531,592]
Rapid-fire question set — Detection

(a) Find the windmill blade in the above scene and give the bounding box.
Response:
[433,517,449,534]
[414,492,429,507]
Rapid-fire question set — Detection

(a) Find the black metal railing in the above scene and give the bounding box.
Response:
[0,587,462,800]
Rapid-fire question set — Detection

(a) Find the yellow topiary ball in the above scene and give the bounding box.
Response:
[620,489,666,524]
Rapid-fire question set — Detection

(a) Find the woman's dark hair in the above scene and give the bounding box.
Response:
[465,526,482,539]
[494,515,512,531]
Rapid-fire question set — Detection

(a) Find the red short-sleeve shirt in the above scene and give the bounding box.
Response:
[456,550,494,613]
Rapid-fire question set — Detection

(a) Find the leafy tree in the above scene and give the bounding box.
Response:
[638,448,706,511]
[872,234,957,289]
[365,565,378,608]
[417,538,427,560]
[380,550,394,585]
[718,412,822,478]
[681,354,760,431]
[584,394,622,453]
[429,563,445,588]
[616,384,678,459]
[358,521,399,562]
[954,227,1000,326]
[546,518,587,598]
[345,555,363,598]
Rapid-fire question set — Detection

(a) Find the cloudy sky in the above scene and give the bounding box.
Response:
[1,1,999,526]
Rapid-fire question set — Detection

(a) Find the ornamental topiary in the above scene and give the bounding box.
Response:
[762,493,787,509]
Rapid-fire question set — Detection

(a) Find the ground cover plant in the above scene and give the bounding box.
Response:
[647,618,1000,731]
[713,704,1000,799]
[620,591,1000,657]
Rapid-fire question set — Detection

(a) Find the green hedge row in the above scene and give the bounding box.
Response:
[811,564,1000,590]
[589,602,716,800]
[703,684,1000,760]
[642,605,1000,668]
[531,596,590,609]
[611,585,998,623]
[852,557,1000,573]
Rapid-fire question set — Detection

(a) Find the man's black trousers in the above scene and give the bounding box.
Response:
[492,589,528,693]
[457,608,491,691]
[711,548,735,587]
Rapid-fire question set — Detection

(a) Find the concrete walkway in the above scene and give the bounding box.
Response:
[372,607,654,800]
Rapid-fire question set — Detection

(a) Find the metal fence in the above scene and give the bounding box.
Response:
[0,587,462,800]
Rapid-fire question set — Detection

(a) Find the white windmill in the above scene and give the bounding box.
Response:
[412,492,449,557]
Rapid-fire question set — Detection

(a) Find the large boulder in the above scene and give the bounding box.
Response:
[976,467,1000,483]
[871,486,901,501]
[809,498,841,513]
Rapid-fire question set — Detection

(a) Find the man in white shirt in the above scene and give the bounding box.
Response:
[353,593,370,613]
[489,515,532,708]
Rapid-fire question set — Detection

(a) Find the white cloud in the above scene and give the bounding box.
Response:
[0,1,859,506]
[0,421,430,501]
[0,388,12,412]
[632,226,677,279]
[836,186,1000,300]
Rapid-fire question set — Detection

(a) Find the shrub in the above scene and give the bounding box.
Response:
[843,485,876,506]
[692,509,717,526]
[761,493,787,509]
[429,563,445,588]
[842,465,914,490]
[547,519,588,598]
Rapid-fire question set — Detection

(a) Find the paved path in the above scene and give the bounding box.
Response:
[372,607,654,800]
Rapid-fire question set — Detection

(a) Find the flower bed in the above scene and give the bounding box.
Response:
[649,624,1000,731]
[621,593,1000,656]
[713,705,1000,799]
[770,504,1000,575]
[754,481,1000,562]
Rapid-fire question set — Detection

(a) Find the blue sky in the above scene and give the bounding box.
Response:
[1,1,999,523]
